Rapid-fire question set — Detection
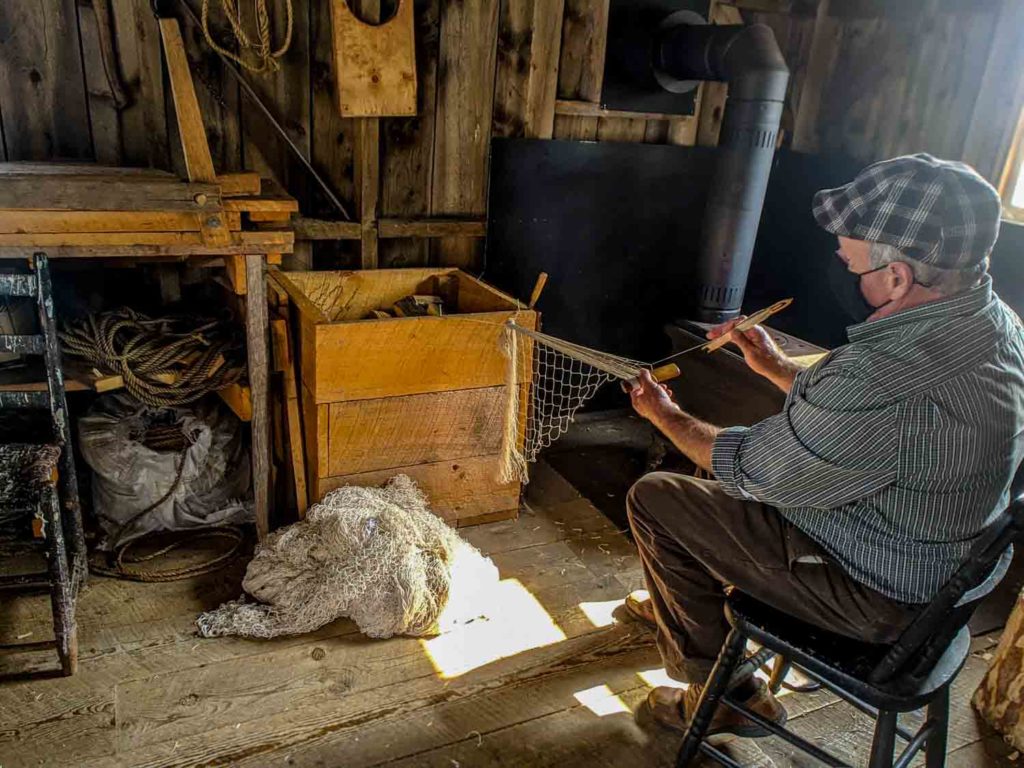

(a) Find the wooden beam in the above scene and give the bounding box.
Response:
[292,217,363,240]
[0,230,294,258]
[224,255,247,295]
[357,119,381,269]
[0,231,288,248]
[245,254,270,539]
[221,180,300,214]
[218,382,253,421]
[158,17,217,183]
[0,210,240,234]
[378,218,486,238]
[555,100,695,123]
[216,173,262,197]
[0,177,221,212]
[293,216,486,241]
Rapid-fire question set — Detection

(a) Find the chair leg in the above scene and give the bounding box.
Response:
[925,685,950,768]
[768,656,792,694]
[41,487,77,676]
[868,709,898,768]
[676,628,746,768]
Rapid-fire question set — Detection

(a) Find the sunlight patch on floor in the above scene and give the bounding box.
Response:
[573,684,632,717]
[420,578,567,679]
[637,668,688,690]
[578,598,624,628]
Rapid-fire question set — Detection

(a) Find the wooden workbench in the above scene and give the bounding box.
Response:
[0,161,297,539]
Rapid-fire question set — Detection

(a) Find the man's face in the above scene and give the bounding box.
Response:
[835,235,902,309]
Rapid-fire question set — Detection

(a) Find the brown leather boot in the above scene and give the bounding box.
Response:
[623,590,657,628]
[636,679,787,742]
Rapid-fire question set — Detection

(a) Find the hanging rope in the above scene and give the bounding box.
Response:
[60,308,244,408]
[201,0,294,73]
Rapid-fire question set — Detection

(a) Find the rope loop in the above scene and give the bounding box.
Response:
[201,0,294,74]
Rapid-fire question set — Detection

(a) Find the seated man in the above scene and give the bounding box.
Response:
[626,154,1024,738]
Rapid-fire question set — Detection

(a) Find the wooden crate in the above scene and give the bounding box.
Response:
[276,268,536,526]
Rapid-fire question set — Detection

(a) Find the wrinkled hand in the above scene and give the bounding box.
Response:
[629,369,681,425]
[707,317,790,382]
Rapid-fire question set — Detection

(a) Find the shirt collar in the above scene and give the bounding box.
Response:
[847,274,993,342]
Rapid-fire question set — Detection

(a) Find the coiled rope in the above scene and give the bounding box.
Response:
[201,0,293,73]
[60,309,244,408]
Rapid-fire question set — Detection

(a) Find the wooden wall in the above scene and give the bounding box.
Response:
[1,0,1021,272]
[749,0,1024,184]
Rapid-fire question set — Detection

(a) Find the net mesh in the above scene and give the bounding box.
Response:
[499,321,646,485]
[196,475,498,639]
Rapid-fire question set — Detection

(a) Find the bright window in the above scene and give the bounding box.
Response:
[1000,108,1024,223]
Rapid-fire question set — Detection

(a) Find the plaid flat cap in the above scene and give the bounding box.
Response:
[812,153,1001,271]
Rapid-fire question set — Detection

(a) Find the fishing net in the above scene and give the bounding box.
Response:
[196,475,498,640]
[498,321,652,486]
[496,299,795,484]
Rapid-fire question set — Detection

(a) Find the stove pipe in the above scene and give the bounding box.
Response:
[656,20,789,323]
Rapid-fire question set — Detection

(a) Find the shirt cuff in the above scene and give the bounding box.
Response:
[712,426,753,500]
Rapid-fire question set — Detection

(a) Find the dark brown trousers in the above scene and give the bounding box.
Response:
[626,471,921,683]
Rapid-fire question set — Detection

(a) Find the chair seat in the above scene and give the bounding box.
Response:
[726,592,970,712]
[0,442,61,510]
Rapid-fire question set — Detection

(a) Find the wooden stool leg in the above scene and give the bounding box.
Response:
[676,628,746,767]
[41,486,77,676]
[868,710,898,768]
[925,686,950,768]
[34,254,87,584]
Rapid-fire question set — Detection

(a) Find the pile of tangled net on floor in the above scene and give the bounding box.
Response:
[196,476,499,639]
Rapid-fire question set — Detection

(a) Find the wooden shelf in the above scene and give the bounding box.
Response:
[0,362,90,393]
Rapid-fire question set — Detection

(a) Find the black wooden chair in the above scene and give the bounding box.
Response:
[677,490,1024,768]
[0,254,86,675]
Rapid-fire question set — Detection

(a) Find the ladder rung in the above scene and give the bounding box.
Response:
[0,640,58,655]
[0,273,37,297]
[0,390,49,408]
[0,335,45,354]
[0,573,49,592]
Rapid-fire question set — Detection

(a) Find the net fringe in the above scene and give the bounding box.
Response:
[498,321,650,486]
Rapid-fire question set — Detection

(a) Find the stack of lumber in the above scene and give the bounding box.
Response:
[273,268,537,527]
[0,162,298,425]
[0,162,296,259]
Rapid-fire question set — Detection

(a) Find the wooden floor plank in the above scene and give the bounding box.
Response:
[80,582,651,768]
[0,460,1013,768]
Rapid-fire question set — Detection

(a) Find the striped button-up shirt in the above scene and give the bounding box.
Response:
[712,275,1024,603]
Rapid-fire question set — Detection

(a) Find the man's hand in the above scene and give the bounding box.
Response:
[629,369,682,426]
[707,318,801,394]
[629,369,717,472]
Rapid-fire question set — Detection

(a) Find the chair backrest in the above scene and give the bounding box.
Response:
[869,483,1024,685]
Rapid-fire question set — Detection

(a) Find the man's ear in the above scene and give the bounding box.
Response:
[889,261,916,299]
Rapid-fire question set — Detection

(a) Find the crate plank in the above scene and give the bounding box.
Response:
[316,454,519,524]
[310,312,534,403]
[326,386,510,476]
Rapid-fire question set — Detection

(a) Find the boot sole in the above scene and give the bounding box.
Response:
[635,695,788,743]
